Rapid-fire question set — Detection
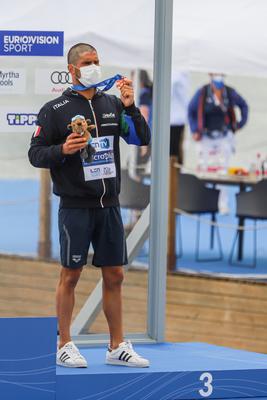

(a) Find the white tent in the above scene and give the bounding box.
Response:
[2,0,267,77]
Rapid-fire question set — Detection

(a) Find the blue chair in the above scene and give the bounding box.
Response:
[119,169,150,210]
[229,180,267,267]
[175,173,223,261]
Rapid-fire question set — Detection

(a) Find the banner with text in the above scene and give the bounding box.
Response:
[0,31,64,56]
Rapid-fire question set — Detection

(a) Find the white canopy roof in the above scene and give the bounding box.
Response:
[2,0,267,77]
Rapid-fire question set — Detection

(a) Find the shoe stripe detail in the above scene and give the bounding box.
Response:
[122,352,130,361]
[60,351,67,361]
[119,351,126,360]
[59,351,72,363]
[125,355,132,362]
[61,354,71,362]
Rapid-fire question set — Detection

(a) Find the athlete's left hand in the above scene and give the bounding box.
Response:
[116,78,134,107]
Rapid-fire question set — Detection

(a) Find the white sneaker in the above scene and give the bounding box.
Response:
[57,341,87,368]
[106,340,149,368]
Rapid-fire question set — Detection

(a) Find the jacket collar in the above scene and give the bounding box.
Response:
[63,87,103,100]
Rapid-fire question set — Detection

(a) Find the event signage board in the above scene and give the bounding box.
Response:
[35,68,71,95]
[0,31,64,56]
[0,106,38,133]
[0,68,26,94]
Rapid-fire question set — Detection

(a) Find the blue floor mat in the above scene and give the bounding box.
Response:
[174,213,267,278]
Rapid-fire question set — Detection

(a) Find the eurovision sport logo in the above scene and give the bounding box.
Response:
[0,31,64,56]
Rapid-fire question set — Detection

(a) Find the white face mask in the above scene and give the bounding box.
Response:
[76,64,102,87]
[212,74,224,82]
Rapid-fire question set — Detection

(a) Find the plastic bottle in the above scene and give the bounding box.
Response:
[249,162,257,176]
[197,151,205,174]
[262,156,267,177]
[256,153,262,177]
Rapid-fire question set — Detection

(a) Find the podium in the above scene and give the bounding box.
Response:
[57,342,267,400]
[1,318,267,400]
[0,317,57,400]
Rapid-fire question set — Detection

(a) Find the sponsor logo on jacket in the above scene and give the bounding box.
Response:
[53,99,70,110]
[102,112,115,119]
[92,137,111,150]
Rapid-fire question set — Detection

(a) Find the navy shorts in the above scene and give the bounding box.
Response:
[58,206,128,269]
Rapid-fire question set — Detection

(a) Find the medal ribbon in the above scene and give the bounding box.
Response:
[71,74,123,92]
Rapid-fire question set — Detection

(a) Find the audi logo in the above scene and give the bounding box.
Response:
[50,71,71,84]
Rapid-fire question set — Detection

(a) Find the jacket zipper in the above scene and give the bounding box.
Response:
[88,99,106,208]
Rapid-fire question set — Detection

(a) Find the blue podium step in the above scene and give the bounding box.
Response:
[0,317,57,400]
[56,342,267,400]
[2,317,266,399]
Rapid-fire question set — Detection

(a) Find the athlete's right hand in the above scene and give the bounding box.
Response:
[62,133,88,155]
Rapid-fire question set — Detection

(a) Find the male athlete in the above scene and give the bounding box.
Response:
[29,43,151,368]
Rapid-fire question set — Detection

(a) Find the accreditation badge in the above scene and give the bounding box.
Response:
[82,135,116,181]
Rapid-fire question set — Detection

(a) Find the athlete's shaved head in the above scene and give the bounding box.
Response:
[67,43,97,65]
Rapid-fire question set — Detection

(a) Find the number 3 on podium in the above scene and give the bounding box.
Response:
[199,372,213,397]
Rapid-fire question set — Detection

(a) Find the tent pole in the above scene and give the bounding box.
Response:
[147,0,173,342]
[38,169,51,259]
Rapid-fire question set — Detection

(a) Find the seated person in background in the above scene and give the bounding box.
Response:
[126,70,152,181]
[188,73,249,214]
